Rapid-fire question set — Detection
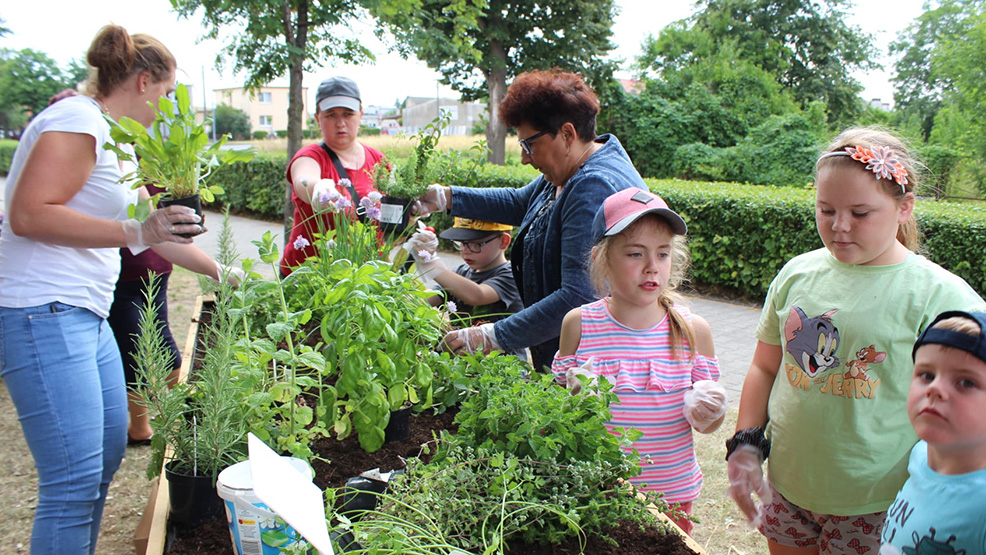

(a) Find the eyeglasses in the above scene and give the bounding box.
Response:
[452,235,499,253]
[518,129,551,155]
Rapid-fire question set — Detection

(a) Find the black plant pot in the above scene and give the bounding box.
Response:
[377,195,412,236]
[384,406,412,444]
[339,474,388,516]
[165,461,224,528]
[159,193,204,238]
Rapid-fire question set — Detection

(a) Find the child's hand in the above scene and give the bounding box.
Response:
[405,230,438,258]
[683,380,727,432]
[565,358,596,395]
[727,445,772,526]
[405,230,444,277]
[440,323,499,355]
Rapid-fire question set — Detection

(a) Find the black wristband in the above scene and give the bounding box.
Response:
[725,426,770,461]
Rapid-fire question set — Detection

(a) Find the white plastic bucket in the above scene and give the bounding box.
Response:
[217,457,313,555]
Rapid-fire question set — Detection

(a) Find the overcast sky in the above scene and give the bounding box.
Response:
[2,0,924,110]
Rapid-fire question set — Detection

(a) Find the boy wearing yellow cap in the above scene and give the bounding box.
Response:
[406,218,522,324]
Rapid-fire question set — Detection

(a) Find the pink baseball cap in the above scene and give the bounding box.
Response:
[591,188,687,244]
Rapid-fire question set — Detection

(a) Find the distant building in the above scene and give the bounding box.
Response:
[402,97,486,135]
[214,86,308,136]
[869,98,892,112]
[619,78,644,95]
[362,105,402,134]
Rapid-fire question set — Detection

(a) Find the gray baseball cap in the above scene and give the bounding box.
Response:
[316,76,361,112]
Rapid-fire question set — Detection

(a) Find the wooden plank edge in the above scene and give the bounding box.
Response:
[650,506,707,554]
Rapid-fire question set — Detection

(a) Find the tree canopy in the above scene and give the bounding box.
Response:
[640,0,876,126]
[890,0,985,141]
[367,0,618,163]
[889,0,986,193]
[169,0,375,230]
[214,104,252,140]
[0,48,73,136]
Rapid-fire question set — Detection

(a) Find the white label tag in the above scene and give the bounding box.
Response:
[379,203,404,224]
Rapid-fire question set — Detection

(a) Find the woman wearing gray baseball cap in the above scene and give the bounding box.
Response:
[280,76,387,275]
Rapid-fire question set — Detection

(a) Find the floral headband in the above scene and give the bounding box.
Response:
[817,145,909,193]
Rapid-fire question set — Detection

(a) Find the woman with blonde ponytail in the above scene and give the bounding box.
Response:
[0,24,203,554]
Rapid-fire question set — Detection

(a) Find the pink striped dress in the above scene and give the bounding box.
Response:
[551,299,720,503]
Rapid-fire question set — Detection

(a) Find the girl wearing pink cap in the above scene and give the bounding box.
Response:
[551,187,727,534]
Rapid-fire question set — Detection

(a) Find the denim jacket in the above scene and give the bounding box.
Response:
[450,134,647,371]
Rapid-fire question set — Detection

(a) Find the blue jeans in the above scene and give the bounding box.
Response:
[0,302,127,555]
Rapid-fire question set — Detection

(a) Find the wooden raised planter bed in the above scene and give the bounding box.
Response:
[134,295,707,555]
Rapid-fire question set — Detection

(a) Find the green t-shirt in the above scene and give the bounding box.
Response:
[756,248,986,515]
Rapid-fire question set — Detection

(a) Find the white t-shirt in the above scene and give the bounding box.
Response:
[0,95,138,318]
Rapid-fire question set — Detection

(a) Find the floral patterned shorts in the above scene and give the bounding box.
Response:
[758,481,886,554]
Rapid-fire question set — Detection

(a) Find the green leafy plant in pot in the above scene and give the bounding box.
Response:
[131,271,250,527]
[104,82,254,235]
[331,352,682,553]
[372,112,452,237]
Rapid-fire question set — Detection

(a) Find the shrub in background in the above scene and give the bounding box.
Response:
[0,139,17,176]
[211,152,286,221]
[168,152,986,302]
[656,179,986,299]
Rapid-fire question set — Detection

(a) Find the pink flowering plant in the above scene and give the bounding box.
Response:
[293,177,390,268]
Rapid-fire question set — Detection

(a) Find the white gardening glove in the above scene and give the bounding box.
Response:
[122,205,201,254]
[310,178,339,211]
[440,323,500,355]
[413,184,448,217]
[405,229,439,258]
[727,444,772,526]
[683,380,728,433]
[565,358,597,395]
[406,230,446,278]
[210,262,247,287]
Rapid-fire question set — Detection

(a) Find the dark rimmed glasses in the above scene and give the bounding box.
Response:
[518,129,551,155]
[452,235,500,253]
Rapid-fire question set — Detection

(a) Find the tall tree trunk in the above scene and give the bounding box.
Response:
[282,2,309,242]
[485,39,508,165]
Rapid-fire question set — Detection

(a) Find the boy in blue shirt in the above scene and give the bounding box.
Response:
[880,310,986,555]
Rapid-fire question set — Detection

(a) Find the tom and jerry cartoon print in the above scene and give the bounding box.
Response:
[784,306,887,400]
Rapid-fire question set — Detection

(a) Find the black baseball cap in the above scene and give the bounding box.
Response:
[316,76,361,112]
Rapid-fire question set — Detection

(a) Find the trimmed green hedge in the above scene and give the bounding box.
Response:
[209,152,287,221]
[10,144,977,301]
[654,179,986,300]
[211,155,986,300]
[1,140,18,176]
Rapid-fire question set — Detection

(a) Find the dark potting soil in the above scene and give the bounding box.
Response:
[164,408,696,555]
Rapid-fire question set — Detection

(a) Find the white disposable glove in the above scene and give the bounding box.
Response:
[405,230,446,277]
[683,380,728,433]
[413,184,449,217]
[210,262,247,287]
[727,444,772,526]
[405,230,439,258]
[565,358,597,395]
[122,205,201,254]
[440,323,500,355]
[310,178,340,211]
